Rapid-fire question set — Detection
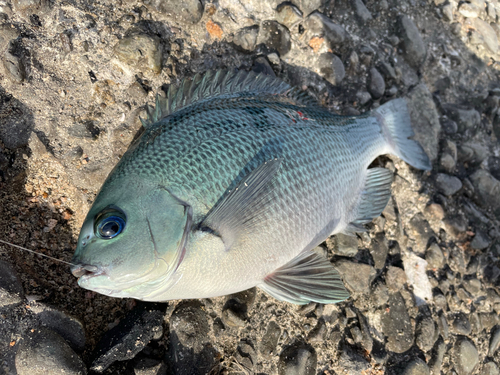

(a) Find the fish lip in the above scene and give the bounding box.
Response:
[71,263,106,279]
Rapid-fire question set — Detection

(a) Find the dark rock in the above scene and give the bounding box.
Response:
[0,260,24,307]
[429,338,445,374]
[382,292,414,353]
[397,16,427,69]
[425,243,445,270]
[253,56,275,76]
[370,232,388,269]
[303,12,346,47]
[337,343,370,373]
[385,266,407,292]
[222,288,255,328]
[296,0,325,16]
[315,52,345,85]
[333,260,376,294]
[451,312,472,336]
[233,25,259,52]
[15,327,87,375]
[133,357,166,375]
[235,339,256,370]
[331,233,358,257]
[416,317,437,352]
[278,341,316,375]
[470,230,491,250]
[356,91,372,105]
[259,321,281,359]
[68,121,100,139]
[406,84,441,163]
[91,302,166,372]
[440,117,458,134]
[276,3,302,28]
[434,173,462,196]
[442,105,481,133]
[454,337,478,375]
[378,61,397,80]
[3,49,26,83]
[403,358,430,375]
[352,0,372,23]
[489,326,500,356]
[113,34,162,75]
[488,156,500,181]
[408,213,435,254]
[367,67,385,100]
[168,301,218,375]
[469,170,500,219]
[152,0,203,23]
[443,214,467,237]
[257,21,291,56]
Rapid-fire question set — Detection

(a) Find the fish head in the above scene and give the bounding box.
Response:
[71,177,191,300]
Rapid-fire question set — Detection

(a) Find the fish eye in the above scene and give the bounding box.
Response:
[94,207,126,240]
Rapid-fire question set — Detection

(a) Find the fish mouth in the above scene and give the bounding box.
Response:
[71,263,106,280]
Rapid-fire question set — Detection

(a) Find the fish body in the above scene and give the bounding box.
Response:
[71,70,430,304]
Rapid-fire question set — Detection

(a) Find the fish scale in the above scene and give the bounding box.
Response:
[71,70,431,304]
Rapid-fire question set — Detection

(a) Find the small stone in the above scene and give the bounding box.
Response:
[336,343,370,373]
[113,34,162,75]
[482,362,500,375]
[382,292,414,353]
[315,52,345,85]
[458,2,480,18]
[470,230,491,250]
[260,321,281,359]
[233,25,259,52]
[332,233,358,257]
[441,117,458,134]
[276,3,302,28]
[416,317,437,352]
[440,153,456,172]
[397,16,427,69]
[257,21,291,56]
[403,358,430,375]
[0,260,24,307]
[303,12,346,47]
[235,339,256,369]
[206,20,223,39]
[133,357,165,375]
[385,266,407,292]
[443,215,467,237]
[454,338,478,375]
[472,18,498,53]
[367,68,385,99]
[352,0,372,23]
[489,156,500,181]
[278,341,317,375]
[489,326,500,356]
[370,232,388,269]
[442,3,455,22]
[434,173,462,196]
[408,213,435,253]
[333,260,376,294]
[442,105,480,133]
[12,0,47,12]
[480,313,500,331]
[429,338,446,374]
[356,91,372,105]
[15,328,86,375]
[451,312,472,335]
[424,203,445,220]
[403,252,433,305]
[3,49,26,83]
[425,243,445,270]
[152,0,203,23]
[469,170,500,219]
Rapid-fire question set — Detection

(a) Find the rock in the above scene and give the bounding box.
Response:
[133,357,166,375]
[416,317,437,352]
[442,105,480,133]
[489,326,500,356]
[403,358,430,375]
[367,68,385,100]
[331,233,358,257]
[333,260,376,294]
[336,343,370,373]
[442,3,455,22]
[0,260,24,307]
[370,232,388,269]
[315,52,345,85]
[276,3,302,28]
[439,153,455,172]
[441,117,458,134]
[397,16,427,69]
[470,230,491,250]
[489,156,500,181]
[3,49,26,83]
[454,337,478,375]
[434,173,462,196]
[15,327,87,375]
[217,0,278,22]
[91,302,167,372]
[12,0,47,12]
[113,34,162,75]
[233,25,259,51]
[406,84,441,163]
[259,321,281,359]
[469,170,500,219]
[472,18,498,53]
[426,243,445,270]
[382,292,414,353]
[385,266,407,292]
[424,203,445,221]
[403,252,433,306]
[303,12,346,47]
[429,338,445,374]
[352,0,372,23]
[408,213,435,253]
[256,21,291,56]
[296,0,325,16]
[482,362,500,375]
[168,301,218,375]
[278,341,317,375]
[451,312,472,335]
[480,313,500,331]
[235,339,257,370]
[458,2,480,18]
[152,0,203,23]
[356,91,372,105]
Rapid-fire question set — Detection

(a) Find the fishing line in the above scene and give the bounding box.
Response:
[0,239,77,267]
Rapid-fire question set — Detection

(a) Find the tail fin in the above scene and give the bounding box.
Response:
[373,99,432,171]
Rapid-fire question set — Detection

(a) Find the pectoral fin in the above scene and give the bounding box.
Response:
[259,250,350,305]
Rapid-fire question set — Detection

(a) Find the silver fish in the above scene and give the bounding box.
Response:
[71,69,430,304]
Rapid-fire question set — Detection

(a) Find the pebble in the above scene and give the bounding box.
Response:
[0,260,24,307]
[408,213,435,253]
[15,327,87,375]
[483,362,500,375]
[429,338,445,374]
[367,67,385,100]
[356,91,372,105]
[113,34,162,75]
[315,52,345,85]
[370,232,388,269]
[470,230,491,250]
[385,266,407,292]
[416,316,437,352]
[469,170,500,219]
[442,3,455,22]
[257,21,291,56]
[336,342,370,373]
[451,312,472,335]
[454,338,478,375]
[278,341,317,375]
[133,357,166,375]
[331,233,358,257]
[233,25,259,52]
[259,321,281,359]
[333,260,376,294]
[153,0,203,23]
[424,203,445,220]
[458,2,480,18]
[276,3,302,28]
[489,326,500,356]
[397,16,427,69]
[441,117,458,134]
[434,173,462,196]
[480,312,500,331]
[442,105,480,133]
[235,339,257,370]
[3,48,26,83]
[352,0,372,23]
[489,156,500,181]
[382,292,414,353]
[303,12,346,47]
[472,18,498,54]
[403,358,430,375]
[425,243,445,270]
[439,153,455,171]
[462,278,481,295]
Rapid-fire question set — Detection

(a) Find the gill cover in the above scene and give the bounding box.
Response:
[72,178,191,300]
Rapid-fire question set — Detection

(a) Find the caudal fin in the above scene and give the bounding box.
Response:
[373,99,432,171]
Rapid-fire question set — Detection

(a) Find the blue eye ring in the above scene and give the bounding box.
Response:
[94,208,126,239]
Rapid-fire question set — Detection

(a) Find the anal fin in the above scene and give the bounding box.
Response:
[259,250,350,305]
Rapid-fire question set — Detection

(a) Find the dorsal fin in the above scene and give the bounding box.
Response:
[140,69,322,128]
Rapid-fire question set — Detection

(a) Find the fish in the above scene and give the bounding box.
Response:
[70,69,431,305]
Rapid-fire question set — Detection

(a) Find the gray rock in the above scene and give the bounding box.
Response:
[434,173,462,196]
[15,327,87,375]
[472,18,498,53]
[462,278,481,295]
[469,170,500,219]
[278,341,317,375]
[406,84,441,163]
[397,16,427,69]
[257,21,291,56]
[437,313,449,339]
[316,52,345,85]
[454,337,478,375]
[442,3,455,22]
[383,292,414,353]
[337,343,370,373]
[470,230,491,250]
[152,0,203,23]
[444,215,467,237]
[113,34,162,75]
[235,339,256,370]
[385,266,407,292]
[370,232,388,269]
[0,260,24,307]
[483,362,500,375]
[276,3,302,28]
[494,112,500,140]
[352,0,372,23]
[332,233,358,257]
[458,2,480,17]
[451,312,472,335]
[440,153,456,172]
[429,338,446,375]
[233,25,259,52]
[259,321,281,359]
[441,117,458,134]
[133,357,166,375]
[303,12,346,47]
[12,0,47,12]
[489,326,500,356]
[367,68,385,100]
[333,260,376,294]
[416,317,437,352]
[3,49,26,83]
[442,105,481,133]
[489,156,500,181]
[480,313,500,331]
[356,91,372,105]
[408,213,435,253]
[403,358,430,375]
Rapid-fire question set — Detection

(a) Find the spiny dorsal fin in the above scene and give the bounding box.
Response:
[140,69,322,128]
